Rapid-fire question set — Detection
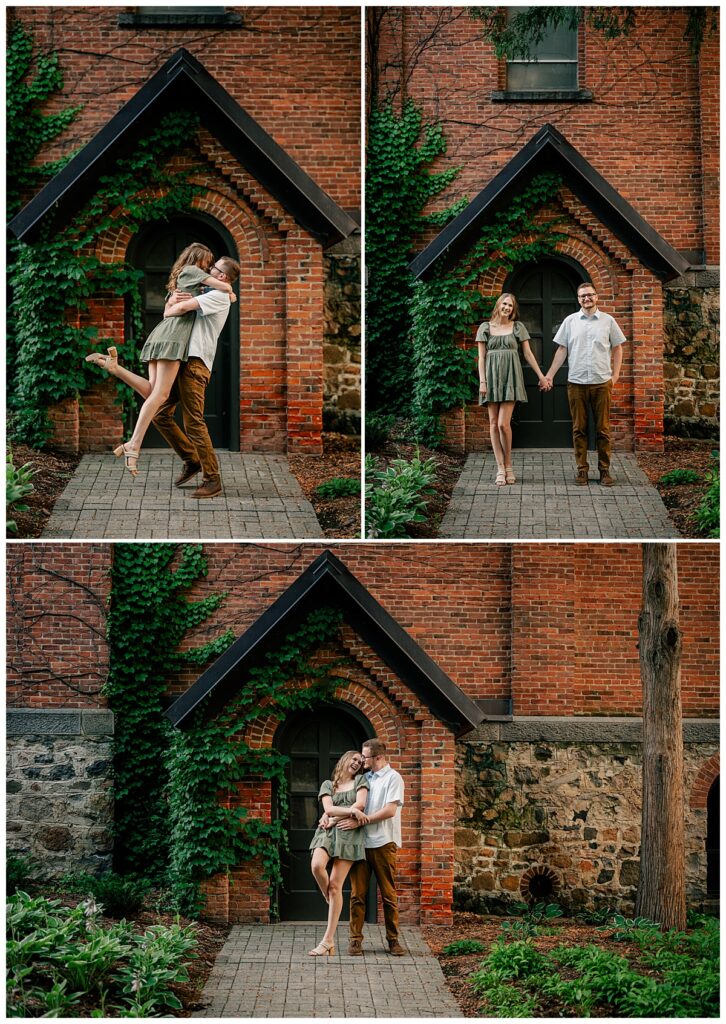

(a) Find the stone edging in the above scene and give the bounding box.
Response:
[470,716,719,744]
[7,708,114,737]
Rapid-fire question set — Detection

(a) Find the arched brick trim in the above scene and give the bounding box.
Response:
[690,752,719,809]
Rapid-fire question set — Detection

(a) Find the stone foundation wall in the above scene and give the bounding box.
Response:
[455,718,718,915]
[6,709,115,878]
[323,236,361,434]
[663,269,719,438]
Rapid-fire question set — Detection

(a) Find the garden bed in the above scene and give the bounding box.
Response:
[635,437,718,538]
[422,909,719,1018]
[288,431,361,538]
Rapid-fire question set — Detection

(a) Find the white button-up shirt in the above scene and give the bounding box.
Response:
[187,289,232,371]
[553,309,626,384]
[363,764,404,849]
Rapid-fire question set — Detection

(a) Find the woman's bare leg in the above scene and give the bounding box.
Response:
[125,360,181,454]
[311,848,331,903]
[320,858,354,947]
[487,403,506,472]
[114,362,153,401]
[498,402,516,473]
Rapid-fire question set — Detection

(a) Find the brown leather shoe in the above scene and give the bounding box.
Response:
[575,468,589,485]
[599,470,614,487]
[348,939,363,956]
[387,940,407,956]
[192,476,223,499]
[175,461,201,487]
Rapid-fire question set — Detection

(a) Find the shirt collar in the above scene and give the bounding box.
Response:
[579,308,600,319]
[367,764,392,780]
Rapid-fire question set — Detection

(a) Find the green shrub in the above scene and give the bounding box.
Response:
[501,901,563,938]
[59,871,151,918]
[7,890,198,1017]
[314,476,361,500]
[658,468,701,486]
[365,453,438,538]
[6,447,36,534]
[364,412,395,450]
[693,451,719,537]
[6,854,36,895]
[441,938,486,956]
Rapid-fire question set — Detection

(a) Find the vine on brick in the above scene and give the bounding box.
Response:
[105,544,235,879]
[410,173,566,444]
[166,605,350,915]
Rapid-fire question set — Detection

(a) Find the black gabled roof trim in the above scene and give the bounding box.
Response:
[165,550,485,738]
[409,123,690,282]
[8,48,358,247]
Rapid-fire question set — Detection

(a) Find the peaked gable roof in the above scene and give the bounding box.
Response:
[8,48,358,246]
[166,550,485,737]
[409,123,690,282]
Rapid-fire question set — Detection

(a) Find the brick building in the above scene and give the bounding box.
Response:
[8,6,361,453]
[7,542,719,923]
[369,6,719,450]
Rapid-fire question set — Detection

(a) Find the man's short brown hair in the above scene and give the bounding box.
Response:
[363,738,387,757]
[218,257,240,283]
[577,281,597,295]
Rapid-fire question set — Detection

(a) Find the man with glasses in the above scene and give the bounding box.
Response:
[543,282,626,486]
[154,256,240,499]
[335,737,407,956]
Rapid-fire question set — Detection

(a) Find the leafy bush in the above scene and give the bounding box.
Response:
[501,901,563,939]
[59,871,151,918]
[441,938,486,956]
[693,451,719,537]
[7,890,198,1017]
[314,476,361,500]
[7,447,36,534]
[365,453,438,538]
[658,468,701,486]
[6,854,36,895]
[364,412,395,450]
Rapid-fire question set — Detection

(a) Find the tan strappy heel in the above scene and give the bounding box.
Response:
[85,346,118,373]
[308,940,335,957]
[113,441,140,477]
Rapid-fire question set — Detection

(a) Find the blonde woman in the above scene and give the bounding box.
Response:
[85,243,236,476]
[476,293,549,484]
[307,751,369,957]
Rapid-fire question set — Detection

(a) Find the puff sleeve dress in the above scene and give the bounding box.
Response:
[139,265,211,364]
[308,774,369,862]
[476,320,530,405]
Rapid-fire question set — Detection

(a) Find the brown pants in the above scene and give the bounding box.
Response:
[153,358,220,480]
[349,842,399,944]
[567,380,612,473]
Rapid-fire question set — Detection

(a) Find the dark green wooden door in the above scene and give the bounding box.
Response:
[278,707,373,921]
[127,215,239,449]
[506,259,585,447]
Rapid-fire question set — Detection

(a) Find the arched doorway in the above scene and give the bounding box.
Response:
[505,257,586,447]
[706,776,719,898]
[126,213,240,450]
[275,703,376,921]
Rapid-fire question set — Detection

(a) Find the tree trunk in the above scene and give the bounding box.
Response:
[635,543,686,931]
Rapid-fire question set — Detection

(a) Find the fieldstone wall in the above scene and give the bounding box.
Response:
[455,717,718,915]
[663,269,719,438]
[323,234,361,434]
[7,709,114,878]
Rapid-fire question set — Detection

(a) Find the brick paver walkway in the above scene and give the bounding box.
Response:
[41,451,324,540]
[440,450,678,539]
[194,924,461,1018]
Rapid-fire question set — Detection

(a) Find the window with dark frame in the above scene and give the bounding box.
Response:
[118,7,243,29]
[492,6,592,102]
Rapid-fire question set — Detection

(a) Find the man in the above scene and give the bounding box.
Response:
[336,737,406,956]
[154,255,240,499]
[543,281,626,486]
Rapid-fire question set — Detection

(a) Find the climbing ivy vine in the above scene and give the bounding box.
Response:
[105,544,234,879]
[166,606,350,915]
[410,173,566,444]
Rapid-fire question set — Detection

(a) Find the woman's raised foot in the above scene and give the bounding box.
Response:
[85,346,118,374]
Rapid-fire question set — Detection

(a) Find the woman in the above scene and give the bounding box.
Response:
[85,243,235,476]
[308,751,369,957]
[476,293,549,485]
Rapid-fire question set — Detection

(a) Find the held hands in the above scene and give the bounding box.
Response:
[539,376,554,392]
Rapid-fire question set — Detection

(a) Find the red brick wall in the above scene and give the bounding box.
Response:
[7,544,113,708]
[12,6,360,211]
[374,7,716,259]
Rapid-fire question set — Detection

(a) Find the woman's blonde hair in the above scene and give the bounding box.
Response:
[330,750,362,794]
[490,292,520,325]
[166,243,214,292]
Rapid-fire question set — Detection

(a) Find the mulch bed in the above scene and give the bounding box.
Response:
[422,911,649,1018]
[288,432,361,538]
[7,444,80,540]
[634,437,718,538]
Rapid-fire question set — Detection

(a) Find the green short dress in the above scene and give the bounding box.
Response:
[476,320,530,404]
[139,265,210,364]
[308,775,369,862]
